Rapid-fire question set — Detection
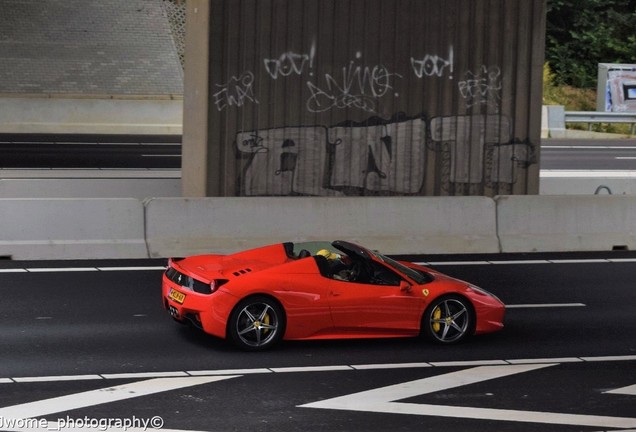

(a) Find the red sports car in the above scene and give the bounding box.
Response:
[162,240,505,351]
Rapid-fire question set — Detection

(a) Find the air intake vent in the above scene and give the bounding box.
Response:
[232,268,253,277]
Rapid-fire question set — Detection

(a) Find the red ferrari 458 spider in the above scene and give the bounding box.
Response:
[162,240,505,351]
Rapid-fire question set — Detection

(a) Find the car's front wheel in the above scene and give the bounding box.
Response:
[422,295,474,344]
[228,296,285,351]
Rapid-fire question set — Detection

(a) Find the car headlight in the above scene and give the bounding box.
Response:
[468,285,503,303]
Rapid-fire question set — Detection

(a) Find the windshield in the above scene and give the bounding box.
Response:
[370,251,431,284]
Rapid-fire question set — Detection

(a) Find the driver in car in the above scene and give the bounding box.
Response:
[316,249,356,281]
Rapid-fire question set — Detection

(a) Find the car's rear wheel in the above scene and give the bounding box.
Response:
[422,295,474,344]
[228,296,285,351]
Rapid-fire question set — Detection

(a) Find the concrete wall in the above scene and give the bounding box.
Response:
[496,195,636,252]
[0,0,183,96]
[189,0,544,197]
[540,171,636,195]
[0,97,183,135]
[1,196,634,260]
[144,197,499,257]
[0,198,147,260]
[7,170,636,198]
[0,170,181,199]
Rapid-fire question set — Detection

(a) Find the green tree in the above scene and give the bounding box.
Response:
[546,0,636,87]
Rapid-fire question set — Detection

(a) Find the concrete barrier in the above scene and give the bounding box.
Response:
[540,171,636,195]
[496,195,636,252]
[144,196,500,257]
[3,196,636,260]
[0,198,148,260]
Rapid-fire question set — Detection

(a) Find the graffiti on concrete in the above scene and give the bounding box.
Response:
[212,71,259,111]
[264,40,316,79]
[410,46,454,79]
[212,36,538,196]
[235,114,534,196]
[306,52,403,113]
[458,65,502,110]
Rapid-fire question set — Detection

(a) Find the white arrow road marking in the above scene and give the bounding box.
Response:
[0,375,239,432]
[300,364,636,429]
[605,384,636,396]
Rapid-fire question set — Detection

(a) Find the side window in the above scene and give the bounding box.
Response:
[367,262,402,286]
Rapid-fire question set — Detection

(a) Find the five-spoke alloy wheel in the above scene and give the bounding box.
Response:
[228,296,285,351]
[422,295,474,344]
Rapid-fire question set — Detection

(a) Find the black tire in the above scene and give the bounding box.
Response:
[228,295,285,351]
[422,295,475,344]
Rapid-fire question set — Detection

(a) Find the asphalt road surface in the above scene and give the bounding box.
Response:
[1,253,635,431]
[3,134,636,171]
[0,134,181,169]
[541,138,636,171]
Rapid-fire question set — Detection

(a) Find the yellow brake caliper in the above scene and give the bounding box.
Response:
[262,313,270,334]
[432,306,441,333]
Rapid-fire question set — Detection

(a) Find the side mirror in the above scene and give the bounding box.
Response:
[400,280,412,293]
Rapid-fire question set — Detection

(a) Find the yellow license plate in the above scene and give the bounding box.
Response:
[168,288,186,304]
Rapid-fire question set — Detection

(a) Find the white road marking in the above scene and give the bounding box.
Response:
[544,145,636,150]
[187,368,272,376]
[97,266,166,271]
[507,357,583,364]
[299,364,636,429]
[26,268,99,273]
[490,260,549,265]
[301,364,553,406]
[13,375,102,383]
[0,266,165,273]
[582,355,636,362]
[0,358,634,430]
[270,365,353,373]
[0,375,238,420]
[100,371,188,379]
[428,360,508,367]
[605,384,636,396]
[549,259,609,264]
[541,170,636,178]
[352,362,432,370]
[1,355,633,385]
[506,303,586,309]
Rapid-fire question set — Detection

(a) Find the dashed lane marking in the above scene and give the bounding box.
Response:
[1,355,634,384]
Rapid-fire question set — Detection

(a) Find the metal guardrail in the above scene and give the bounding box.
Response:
[565,111,636,135]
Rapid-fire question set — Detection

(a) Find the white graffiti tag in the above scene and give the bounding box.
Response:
[264,42,316,79]
[213,71,259,111]
[458,65,502,109]
[264,52,312,78]
[411,47,454,78]
[306,53,402,113]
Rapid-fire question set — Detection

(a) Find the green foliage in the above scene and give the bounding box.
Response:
[543,63,596,110]
[543,62,633,135]
[546,0,636,88]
